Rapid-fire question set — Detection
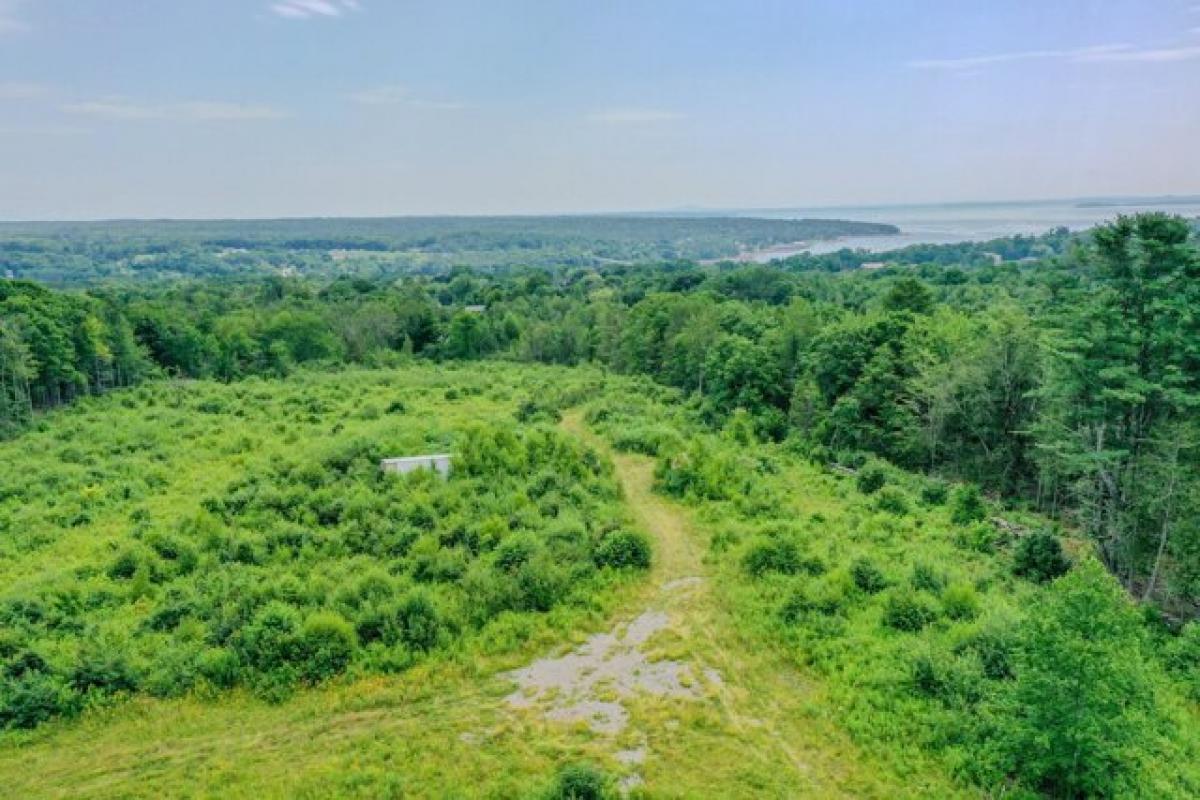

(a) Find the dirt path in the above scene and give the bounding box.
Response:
[502,414,722,790]
[495,413,889,796]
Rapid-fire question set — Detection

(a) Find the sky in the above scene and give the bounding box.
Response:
[0,0,1198,219]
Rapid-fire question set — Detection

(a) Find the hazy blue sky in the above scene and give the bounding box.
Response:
[1,0,1198,219]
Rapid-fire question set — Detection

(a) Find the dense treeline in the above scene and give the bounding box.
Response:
[2,214,1198,612]
[777,225,1077,271]
[0,215,896,284]
[0,281,148,436]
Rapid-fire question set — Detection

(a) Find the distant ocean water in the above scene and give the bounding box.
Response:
[733,198,1200,260]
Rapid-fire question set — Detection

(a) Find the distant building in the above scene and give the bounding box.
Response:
[463,304,486,314]
[981,252,1003,266]
[380,454,453,478]
[861,261,888,270]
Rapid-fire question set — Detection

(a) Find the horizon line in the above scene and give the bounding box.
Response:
[2,191,1199,226]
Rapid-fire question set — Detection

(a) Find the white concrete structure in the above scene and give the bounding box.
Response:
[380,454,453,478]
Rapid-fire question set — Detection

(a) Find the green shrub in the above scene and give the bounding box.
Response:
[1164,622,1200,700]
[297,612,357,683]
[910,648,983,706]
[654,441,741,502]
[920,480,948,506]
[1013,530,1070,583]
[807,444,833,467]
[143,645,202,698]
[950,484,987,525]
[910,562,946,593]
[0,632,21,660]
[237,601,302,675]
[796,553,827,576]
[71,637,140,695]
[594,530,651,570]
[353,603,392,646]
[543,763,614,800]
[106,548,143,580]
[144,587,197,632]
[515,397,561,424]
[851,557,888,594]
[856,464,887,495]
[910,649,944,696]
[411,542,468,584]
[196,647,240,689]
[743,537,802,577]
[954,522,998,554]
[611,425,682,456]
[395,592,441,652]
[955,622,1016,681]
[516,558,568,613]
[0,672,81,730]
[781,578,849,621]
[940,581,980,621]
[875,488,909,515]
[494,535,538,572]
[882,591,939,631]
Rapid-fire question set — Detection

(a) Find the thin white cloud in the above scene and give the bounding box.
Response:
[270,0,360,20]
[1079,44,1200,62]
[174,101,289,120]
[0,81,47,99]
[909,44,1131,70]
[349,85,466,110]
[910,41,1200,70]
[586,108,683,124]
[61,98,287,121]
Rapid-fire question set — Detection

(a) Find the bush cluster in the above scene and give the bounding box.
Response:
[1012,530,1070,583]
[0,419,649,729]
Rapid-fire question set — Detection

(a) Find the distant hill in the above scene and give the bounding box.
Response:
[0,215,898,285]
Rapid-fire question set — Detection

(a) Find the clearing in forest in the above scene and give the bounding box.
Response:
[0,403,958,798]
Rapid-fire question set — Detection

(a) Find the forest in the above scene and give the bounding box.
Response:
[1,212,1199,798]
[0,215,897,284]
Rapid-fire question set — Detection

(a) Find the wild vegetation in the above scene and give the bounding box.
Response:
[0,365,649,731]
[587,393,1200,797]
[1,212,1199,797]
[5,214,1198,611]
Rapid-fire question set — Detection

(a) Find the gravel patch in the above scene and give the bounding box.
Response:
[504,609,710,734]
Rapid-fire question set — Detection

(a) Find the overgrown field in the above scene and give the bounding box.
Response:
[2,361,1199,798]
[587,395,1200,799]
[0,363,650,731]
